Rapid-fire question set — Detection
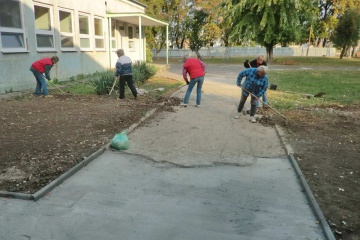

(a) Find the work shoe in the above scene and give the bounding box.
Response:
[234,112,240,119]
[44,94,53,98]
[180,103,187,107]
[250,116,257,123]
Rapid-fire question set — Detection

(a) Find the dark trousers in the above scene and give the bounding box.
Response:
[237,92,257,117]
[119,75,137,99]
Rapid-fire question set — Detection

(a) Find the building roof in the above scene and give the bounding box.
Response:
[107,12,168,26]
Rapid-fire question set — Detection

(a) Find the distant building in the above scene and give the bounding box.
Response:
[0,0,168,93]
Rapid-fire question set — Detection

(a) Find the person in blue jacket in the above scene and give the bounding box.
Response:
[244,54,268,108]
[235,66,268,123]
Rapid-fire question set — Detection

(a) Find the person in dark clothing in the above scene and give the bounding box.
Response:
[244,54,267,68]
[243,54,268,107]
[30,56,59,98]
[115,49,138,100]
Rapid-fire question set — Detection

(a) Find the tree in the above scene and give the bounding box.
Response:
[142,0,170,59]
[332,9,360,58]
[188,9,208,58]
[186,0,222,58]
[223,0,317,61]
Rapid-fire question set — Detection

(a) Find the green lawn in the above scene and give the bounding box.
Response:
[268,70,360,109]
[154,55,360,67]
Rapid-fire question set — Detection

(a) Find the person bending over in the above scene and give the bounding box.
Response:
[30,56,59,98]
[235,66,268,123]
[181,53,206,107]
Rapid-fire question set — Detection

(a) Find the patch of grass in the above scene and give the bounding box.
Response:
[268,70,360,109]
[61,72,182,97]
[141,76,182,96]
[62,83,95,94]
[5,88,13,93]
[154,56,360,67]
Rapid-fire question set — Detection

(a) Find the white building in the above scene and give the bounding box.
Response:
[0,0,168,93]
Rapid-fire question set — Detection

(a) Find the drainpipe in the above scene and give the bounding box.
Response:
[108,17,112,69]
[139,16,142,61]
[166,25,169,64]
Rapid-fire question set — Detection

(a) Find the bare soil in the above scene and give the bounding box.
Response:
[0,92,180,194]
[258,105,360,240]
[0,85,359,240]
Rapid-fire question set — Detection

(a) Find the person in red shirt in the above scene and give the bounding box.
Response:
[181,53,206,107]
[30,56,59,97]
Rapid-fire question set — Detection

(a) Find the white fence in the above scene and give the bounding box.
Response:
[151,47,336,58]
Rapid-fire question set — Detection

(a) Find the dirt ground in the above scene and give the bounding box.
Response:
[0,86,359,239]
[258,105,360,240]
[0,92,180,193]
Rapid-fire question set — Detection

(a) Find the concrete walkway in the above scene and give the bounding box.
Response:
[0,65,330,240]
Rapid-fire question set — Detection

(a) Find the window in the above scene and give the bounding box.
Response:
[78,13,91,50]
[111,20,116,50]
[94,17,104,50]
[128,26,134,50]
[34,4,55,51]
[0,0,26,52]
[59,9,75,49]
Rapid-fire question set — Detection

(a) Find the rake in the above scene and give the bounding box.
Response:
[240,85,288,120]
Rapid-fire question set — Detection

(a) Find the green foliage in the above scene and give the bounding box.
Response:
[132,61,157,85]
[223,0,317,59]
[81,63,157,95]
[189,9,208,54]
[140,76,182,97]
[5,88,13,93]
[332,9,360,58]
[52,78,59,84]
[87,70,115,95]
[62,84,95,94]
[76,73,87,80]
[146,48,153,63]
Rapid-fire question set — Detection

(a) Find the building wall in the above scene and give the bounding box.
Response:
[0,0,144,94]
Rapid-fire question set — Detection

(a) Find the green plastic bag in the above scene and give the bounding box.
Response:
[111,131,129,150]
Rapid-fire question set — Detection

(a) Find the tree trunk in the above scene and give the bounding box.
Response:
[340,45,347,59]
[307,25,312,56]
[351,46,356,57]
[322,38,327,48]
[194,50,201,59]
[265,45,273,62]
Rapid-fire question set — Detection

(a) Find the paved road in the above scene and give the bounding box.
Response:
[0,65,329,240]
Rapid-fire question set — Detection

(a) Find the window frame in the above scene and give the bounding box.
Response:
[58,8,76,51]
[34,3,56,52]
[0,0,27,53]
[94,16,105,51]
[110,19,117,50]
[127,26,135,51]
[78,12,92,51]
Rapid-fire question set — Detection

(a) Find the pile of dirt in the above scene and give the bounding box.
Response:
[0,93,180,194]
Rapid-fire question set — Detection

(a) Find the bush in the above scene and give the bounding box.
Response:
[87,70,115,95]
[146,48,153,63]
[85,62,157,95]
[132,61,157,85]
